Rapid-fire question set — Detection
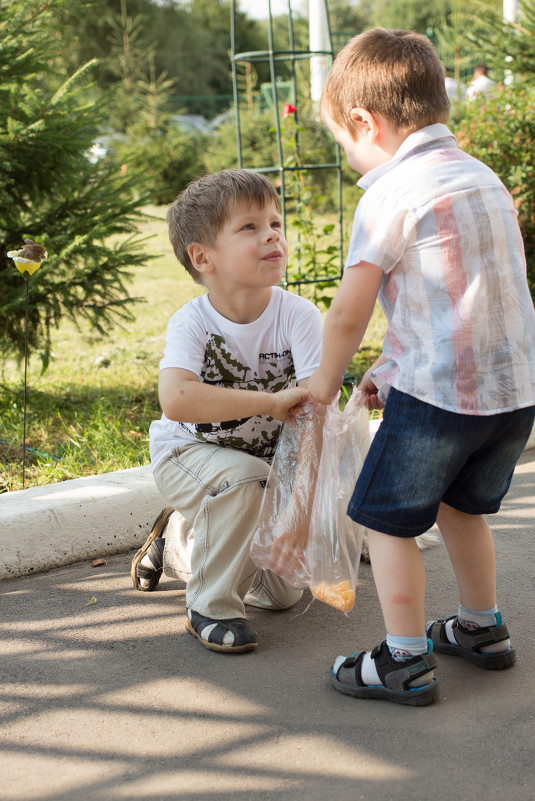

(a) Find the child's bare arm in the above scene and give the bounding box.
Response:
[308,262,383,405]
[159,367,309,424]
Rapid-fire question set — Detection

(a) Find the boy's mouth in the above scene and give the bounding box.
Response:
[263,250,284,261]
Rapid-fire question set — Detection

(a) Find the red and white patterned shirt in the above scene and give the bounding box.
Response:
[346,124,535,415]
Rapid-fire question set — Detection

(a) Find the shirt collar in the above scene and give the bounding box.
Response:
[357,124,457,190]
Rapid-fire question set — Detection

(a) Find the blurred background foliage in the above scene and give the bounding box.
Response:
[2,0,535,368]
[2,0,535,488]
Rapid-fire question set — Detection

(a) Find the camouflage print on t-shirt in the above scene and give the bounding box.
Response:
[193,332,295,459]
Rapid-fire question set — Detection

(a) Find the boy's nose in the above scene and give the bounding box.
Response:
[263,227,280,242]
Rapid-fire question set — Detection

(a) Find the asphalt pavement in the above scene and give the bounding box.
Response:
[1,452,535,801]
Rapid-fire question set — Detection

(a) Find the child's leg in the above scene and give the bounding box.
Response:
[330,527,439,706]
[435,503,496,610]
[154,442,270,619]
[367,528,426,636]
[245,569,303,610]
[153,443,301,653]
[141,509,302,611]
[162,511,194,581]
[428,502,514,667]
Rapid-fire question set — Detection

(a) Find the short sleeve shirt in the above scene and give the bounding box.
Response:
[149,286,323,469]
[345,124,535,415]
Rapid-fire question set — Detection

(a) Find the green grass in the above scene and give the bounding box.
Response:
[0,206,386,492]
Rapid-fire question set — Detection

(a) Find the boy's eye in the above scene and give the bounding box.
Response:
[271,220,282,229]
[242,223,255,230]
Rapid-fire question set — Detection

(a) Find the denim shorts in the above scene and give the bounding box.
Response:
[348,388,535,538]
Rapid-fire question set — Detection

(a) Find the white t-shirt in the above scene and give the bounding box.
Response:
[149,286,323,469]
[466,74,496,100]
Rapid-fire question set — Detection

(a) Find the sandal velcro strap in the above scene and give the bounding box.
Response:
[370,640,437,691]
[336,651,367,688]
[453,619,511,652]
[136,562,163,581]
[429,614,457,647]
[331,641,439,706]
[186,610,258,653]
[427,615,516,670]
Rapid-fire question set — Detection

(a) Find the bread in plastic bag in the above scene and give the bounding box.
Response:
[250,389,370,613]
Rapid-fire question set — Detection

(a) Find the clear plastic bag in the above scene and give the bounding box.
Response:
[250,389,370,613]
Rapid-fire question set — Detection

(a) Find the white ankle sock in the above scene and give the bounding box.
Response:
[360,652,381,686]
[386,634,428,660]
[458,604,499,629]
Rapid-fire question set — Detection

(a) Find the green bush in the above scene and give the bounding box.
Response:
[204,108,278,174]
[204,106,340,203]
[0,1,153,366]
[454,84,535,294]
[112,125,207,205]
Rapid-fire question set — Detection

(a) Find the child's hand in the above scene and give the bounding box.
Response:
[269,387,309,422]
[265,515,310,581]
[358,366,385,411]
[263,474,314,580]
[261,393,323,581]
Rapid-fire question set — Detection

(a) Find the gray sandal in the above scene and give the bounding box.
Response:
[330,639,439,707]
[186,610,258,653]
[426,614,515,670]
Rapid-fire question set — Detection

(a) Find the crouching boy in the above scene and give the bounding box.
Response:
[132,169,322,653]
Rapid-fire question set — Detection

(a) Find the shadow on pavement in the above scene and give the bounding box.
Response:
[1,457,535,801]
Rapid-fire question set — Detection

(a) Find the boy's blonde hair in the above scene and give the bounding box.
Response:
[321,28,450,136]
[167,169,282,285]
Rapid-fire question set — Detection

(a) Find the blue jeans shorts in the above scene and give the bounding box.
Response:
[348,388,535,538]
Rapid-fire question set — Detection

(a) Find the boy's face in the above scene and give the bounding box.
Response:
[202,200,288,291]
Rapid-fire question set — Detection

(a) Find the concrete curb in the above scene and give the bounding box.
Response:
[0,466,162,580]
[2,420,534,581]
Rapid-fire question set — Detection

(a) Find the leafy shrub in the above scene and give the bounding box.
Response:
[204,108,279,174]
[111,125,207,205]
[0,1,153,365]
[204,105,340,203]
[454,84,535,293]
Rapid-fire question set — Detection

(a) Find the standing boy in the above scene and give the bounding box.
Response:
[308,28,535,705]
[132,169,322,654]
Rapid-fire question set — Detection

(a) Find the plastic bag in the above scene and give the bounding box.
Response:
[250,389,370,613]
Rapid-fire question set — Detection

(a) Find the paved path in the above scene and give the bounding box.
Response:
[2,453,535,801]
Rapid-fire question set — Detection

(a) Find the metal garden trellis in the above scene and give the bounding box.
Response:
[229,0,345,295]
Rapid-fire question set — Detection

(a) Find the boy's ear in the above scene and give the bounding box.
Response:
[187,242,214,275]
[349,107,381,141]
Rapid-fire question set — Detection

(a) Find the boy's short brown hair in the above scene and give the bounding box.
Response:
[167,169,282,284]
[321,28,450,136]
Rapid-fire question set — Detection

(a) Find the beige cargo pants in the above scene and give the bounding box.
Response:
[153,441,303,620]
